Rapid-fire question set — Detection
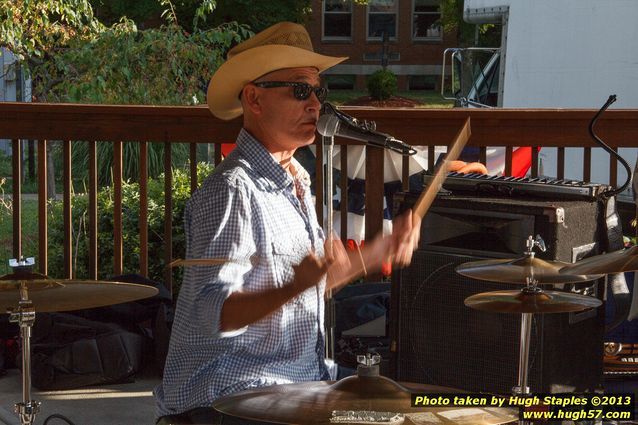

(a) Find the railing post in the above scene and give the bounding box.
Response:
[163,140,173,296]
[364,145,384,281]
[89,140,98,279]
[113,140,123,276]
[139,141,148,278]
[37,140,47,275]
[12,139,21,260]
[63,140,72,279]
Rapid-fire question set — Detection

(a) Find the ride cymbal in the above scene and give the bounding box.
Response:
[0,272,158,313]
[456,256,603,284]
[560,245,638,275]
[213,374,517,425]
[464,289,602,314]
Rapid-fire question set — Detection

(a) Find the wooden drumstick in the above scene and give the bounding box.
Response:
[168,258,236,268]
[412,117,472,224]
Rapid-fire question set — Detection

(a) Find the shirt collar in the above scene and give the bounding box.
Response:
[236,128,311,191]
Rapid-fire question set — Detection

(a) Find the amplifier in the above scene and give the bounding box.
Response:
[390,193,606,394]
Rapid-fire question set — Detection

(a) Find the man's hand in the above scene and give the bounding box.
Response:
[291,251,333,294]
[324,235,352,292]
[391,209,421,267]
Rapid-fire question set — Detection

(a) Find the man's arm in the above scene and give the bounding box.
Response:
[220,252,332,331]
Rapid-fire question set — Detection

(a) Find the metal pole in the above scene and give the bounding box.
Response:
[515,312,533,396]
[324,135,336,360]
[11,286,40,425]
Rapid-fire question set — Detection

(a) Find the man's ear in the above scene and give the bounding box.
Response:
[241,85,262,115]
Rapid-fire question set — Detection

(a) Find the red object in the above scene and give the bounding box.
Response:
[511,146,542,177]
[221,143,236,157]
[345,239,392,277]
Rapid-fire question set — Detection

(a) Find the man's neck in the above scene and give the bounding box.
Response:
[243,127,296,175]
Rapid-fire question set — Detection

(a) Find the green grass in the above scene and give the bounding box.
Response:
[327,90,454,108]
[0,199,40,275]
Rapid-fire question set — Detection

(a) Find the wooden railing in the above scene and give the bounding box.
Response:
[1,102,638,291]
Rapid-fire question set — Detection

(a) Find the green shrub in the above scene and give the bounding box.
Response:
[46,162,214,297]
[366,69,398,100]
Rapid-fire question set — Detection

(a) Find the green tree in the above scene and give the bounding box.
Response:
[87,0,314,33]
[39,17,250,184]
[1,0,251,186]
[440,0,501,46]
[367,69,397,100]
[207,0,311,32]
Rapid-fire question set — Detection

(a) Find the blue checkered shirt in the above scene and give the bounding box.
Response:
[154,129,336,417]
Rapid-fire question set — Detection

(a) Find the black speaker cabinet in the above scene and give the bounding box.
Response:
[391,193,606,394]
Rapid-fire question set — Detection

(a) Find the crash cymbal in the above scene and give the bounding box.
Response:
[213,375,517,425]
[0,272,158,313]
[455,255,603,284]
[464,289,602,314]
[560,245,638,275]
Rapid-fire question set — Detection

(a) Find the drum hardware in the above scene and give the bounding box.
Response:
[603,342,638,375]
[2,257,158,425]
[7,257,39,425]
[604,341,625,356]
[458,235,602,400]
[213,354,517,425]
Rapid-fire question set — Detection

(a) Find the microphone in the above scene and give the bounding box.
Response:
[317,110,416,156]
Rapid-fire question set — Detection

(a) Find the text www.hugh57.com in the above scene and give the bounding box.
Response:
[522,409,632,421]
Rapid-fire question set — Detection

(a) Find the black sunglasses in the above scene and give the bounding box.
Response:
[253,81,328,103]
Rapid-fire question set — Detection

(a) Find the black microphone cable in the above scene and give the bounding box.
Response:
[589,95,632,198]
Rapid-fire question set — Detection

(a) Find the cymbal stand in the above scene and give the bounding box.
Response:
[6,258,40,425]
[512,237,547,425]
[512,235,546,397]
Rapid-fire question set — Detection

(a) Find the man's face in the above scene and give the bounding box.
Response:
[250,67,323,152]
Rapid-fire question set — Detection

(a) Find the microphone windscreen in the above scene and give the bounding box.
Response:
[316,114,340,137]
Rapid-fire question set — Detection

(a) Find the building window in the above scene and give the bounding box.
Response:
[323,0,352,40]
[325,75,356,90]
[413,0,442,40]
[367,0,398,41]
[408,75,437,91]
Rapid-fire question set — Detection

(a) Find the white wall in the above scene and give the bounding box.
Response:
[464,0,638,191]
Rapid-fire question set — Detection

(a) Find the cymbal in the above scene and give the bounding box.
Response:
[0,272,158,313]
[560,245,638,275]
[455,256,603,284]
[213,375,517,425]
[464,289,602,314]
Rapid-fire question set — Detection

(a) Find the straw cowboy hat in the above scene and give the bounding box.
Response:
[207,22,347,121]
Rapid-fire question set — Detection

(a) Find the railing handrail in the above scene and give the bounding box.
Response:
[1,102,638,147]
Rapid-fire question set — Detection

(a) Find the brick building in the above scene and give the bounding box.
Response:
[305,0,457,91]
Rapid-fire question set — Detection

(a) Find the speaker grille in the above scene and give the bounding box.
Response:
[396,251,534,393]
[391,194,605,394]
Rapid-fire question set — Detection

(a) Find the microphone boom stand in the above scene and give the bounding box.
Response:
[323,134,337,361]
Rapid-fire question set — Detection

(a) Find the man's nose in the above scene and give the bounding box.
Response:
[305,91,321,112]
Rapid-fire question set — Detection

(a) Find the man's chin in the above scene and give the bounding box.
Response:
[298,133,316,147]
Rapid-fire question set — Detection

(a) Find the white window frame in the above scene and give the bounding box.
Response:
[322,0,353,41]
[366,0,398,41]
[412,0,442,41]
